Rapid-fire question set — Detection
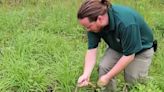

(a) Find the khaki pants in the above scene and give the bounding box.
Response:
[98,48,154,92]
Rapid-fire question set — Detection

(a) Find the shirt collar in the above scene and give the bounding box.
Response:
[108,7,115,31]
[103,7,115,31]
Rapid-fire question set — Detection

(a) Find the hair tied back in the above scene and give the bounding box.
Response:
[99,0,109,6]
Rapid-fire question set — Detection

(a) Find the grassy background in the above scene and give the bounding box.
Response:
[0,0,163,92]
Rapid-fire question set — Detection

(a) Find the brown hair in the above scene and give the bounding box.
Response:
[77,0,111,22]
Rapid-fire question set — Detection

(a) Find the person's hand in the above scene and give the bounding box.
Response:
[97,74,110,87]
[77,74,90,87]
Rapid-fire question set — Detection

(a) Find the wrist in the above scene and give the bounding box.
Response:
[106,72,112,80]
[83,69,92,77]
[83,72,91,78]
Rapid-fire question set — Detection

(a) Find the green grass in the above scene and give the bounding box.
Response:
[0,0,163,92]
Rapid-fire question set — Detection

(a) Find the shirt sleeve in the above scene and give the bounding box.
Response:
[87,32,101,49]
[120,24,143,56]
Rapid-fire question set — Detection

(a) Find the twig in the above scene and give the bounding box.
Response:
[88,82,97,89]
[74,82,105,92]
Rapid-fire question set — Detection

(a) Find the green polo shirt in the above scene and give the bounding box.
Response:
[87,5,154,56]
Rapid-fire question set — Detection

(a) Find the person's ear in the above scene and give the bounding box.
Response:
[97,15,103,24]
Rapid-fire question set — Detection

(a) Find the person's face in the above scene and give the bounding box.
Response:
[79,17,102,33]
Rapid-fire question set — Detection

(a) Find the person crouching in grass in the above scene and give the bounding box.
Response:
[77,0,154,91]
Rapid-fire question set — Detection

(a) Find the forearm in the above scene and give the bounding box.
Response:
[106,54,135,79]
[83,48,97,76]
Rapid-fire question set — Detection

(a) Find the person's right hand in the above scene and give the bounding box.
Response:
[77,74,90,87]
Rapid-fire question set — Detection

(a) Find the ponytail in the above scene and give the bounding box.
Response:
[100,0,109,7]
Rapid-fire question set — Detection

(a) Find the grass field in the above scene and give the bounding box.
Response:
[0,0,163,92]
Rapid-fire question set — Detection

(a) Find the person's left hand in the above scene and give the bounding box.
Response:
[97,74,110,87]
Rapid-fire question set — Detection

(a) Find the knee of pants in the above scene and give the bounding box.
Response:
[124,72,138,84]
[124,72,148,84]
[98,64,111,77]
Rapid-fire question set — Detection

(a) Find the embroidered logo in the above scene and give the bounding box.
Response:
[116,38,120,42]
